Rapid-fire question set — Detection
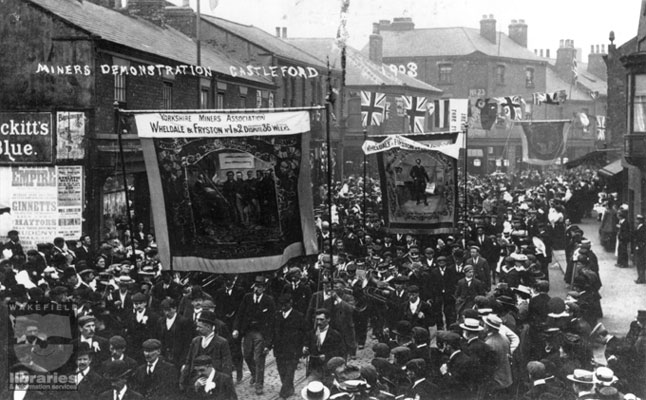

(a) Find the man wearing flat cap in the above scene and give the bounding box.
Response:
[130,339,178,400]
[102,335,138,372]
[156,298,193,368]
[401,285,434,331]
[77,315,109,364]
[454,265,486,316]
[123,292,159,363]
[181,311,233,391]
[190,355,237,400]
[232,275,275,395]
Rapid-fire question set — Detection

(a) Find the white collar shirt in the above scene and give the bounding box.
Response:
[409,298,420,314]
[201,332,215,349]
[166,313,177,330]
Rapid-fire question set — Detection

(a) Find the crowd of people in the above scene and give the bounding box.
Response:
[0,167,644,400]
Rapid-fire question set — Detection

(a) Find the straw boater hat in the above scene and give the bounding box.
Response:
[459,318,484,332]
[566,369,594,384]
[594,367,619,386]
[483,314,502,331]
[301,381,330,400]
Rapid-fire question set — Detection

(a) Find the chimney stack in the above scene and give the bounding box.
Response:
[555,39,577,80]
[369,22,383,64]
[165,0,197,38]
[128,0,165,26]
[588,43,607,78]
[390,17,415,31]
[480,14,497,43]
[508,18,528,47]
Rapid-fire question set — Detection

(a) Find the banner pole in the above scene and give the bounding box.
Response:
[325,59,335,275]
[463,127,469,238]
[363,129,367,233]
[114,102,137,266]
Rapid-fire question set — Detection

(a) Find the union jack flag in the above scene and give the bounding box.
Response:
[499,96,524,121]
[361,91,386,127]
[403,96,428,132]
[596,115,606,141]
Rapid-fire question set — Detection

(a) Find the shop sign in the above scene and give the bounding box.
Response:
[0,112,53,164]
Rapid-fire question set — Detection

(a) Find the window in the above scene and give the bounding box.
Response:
[216,92,225,109]
[256,91,263,108]
[496,65,505,85]
[438,64,453,84]
[633,74,646,132]
[290,77,296,107]
[200,89,209,109]
[525,68,535,88]
[239,96,246,108]
[162,82,172,109]
[113,57,129,102]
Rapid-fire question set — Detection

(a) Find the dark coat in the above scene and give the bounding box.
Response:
[429,266,459,300]
[74,368,108,400]
[156,314,193,366]
[272,309,307,359]
[123,308,160,359]
[462,337,495,383]
[307,327,344,372]
[212,285,246,328]
[232,293,275,342]
[401,299,434,329]
[405,378,438,400]
[454,278,486,314]
[0,389,46,400]
[528,293,551,325]
[443,350,477,391]
[97,387,144,400]
[467,256,491,289]
[130,359,179,399]
[190,370,237,400]
[181,335,233,386]
[75,335,110,364]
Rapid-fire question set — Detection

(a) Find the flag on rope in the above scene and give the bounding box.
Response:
[572,57,578,84]
[433,99,450,130]
[533,90,568,105]
[596,115,606,141]
[498,96,524,121]
[403,96,428,132]
[470,98,499,131]
[361,91,386,127]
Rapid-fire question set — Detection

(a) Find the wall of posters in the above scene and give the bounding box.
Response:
[0,166,84,248]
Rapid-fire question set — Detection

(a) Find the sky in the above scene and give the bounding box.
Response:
[175,0,643,60]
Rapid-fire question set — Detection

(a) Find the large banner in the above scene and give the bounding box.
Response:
[369,132,461,235]
[520,120,571,165]
[134,110,317,273]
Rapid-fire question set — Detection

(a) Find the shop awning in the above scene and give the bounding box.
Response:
[564,150,607,169]
[598,159,624,177]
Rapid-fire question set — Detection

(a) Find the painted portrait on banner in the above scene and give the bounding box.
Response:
[376,134,458,235]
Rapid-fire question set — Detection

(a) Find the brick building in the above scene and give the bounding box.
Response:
[365,16,601,174]
[0,0,274,245]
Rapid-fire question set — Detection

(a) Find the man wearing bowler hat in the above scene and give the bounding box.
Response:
[233,275,275,395]
[97,359,142,400]
[180,310,233,391]
[272,293,307,399]
[130,339,178,400]
[191,355,237,400]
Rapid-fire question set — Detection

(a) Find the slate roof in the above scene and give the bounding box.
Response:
[545,60,607,98]
[201,15,328,70]
[288,38,441,95]
[28,0,272,85]
[366,27,544,62]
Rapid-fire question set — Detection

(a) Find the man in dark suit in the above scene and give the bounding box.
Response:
[304,308,344,381]
[156,298,193,367]
[75,234,95,271]
[454,266,487,316]
[232,276,275,395]
[97,360,142,400]
[528,280,551,326]
[130,339,179,400]
[76,315,109,365]
[73,347,108,400]
[212,275,245,381]
[107,275,135,330]
[0,364,45,400]
[123,293,159,363]
[180,311,233,391]
[150,271,182,310]
[436,330,477,398]
[633,214,646,283]
[401,285,434,330]
[404,358,438,399]
[467,245,491,291]
[272,294,307,399]
[429,256,459,330]
[460,317,494,389]
[409,158,430,206]
[190,355,237,400]
[101,335,138,373]
[616,209,631,268]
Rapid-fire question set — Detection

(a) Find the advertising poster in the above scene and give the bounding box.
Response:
[57,166,83,240]
[0,112,53,164]
[56,111,86,160]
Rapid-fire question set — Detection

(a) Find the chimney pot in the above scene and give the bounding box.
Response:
[601,44,605,53]
[182,0,189,6]
[482,14,487,19]
[540,49,544,57]
[276,27,280,37]
[559,39,564,47]
[489,14,494,19]
[282,27,287,38]
[534,49,538,54]
[596,44,600,53]
[511,19,517,24]
[590,44,594,53]
[519,19,525,24]
[546,49,550,58]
